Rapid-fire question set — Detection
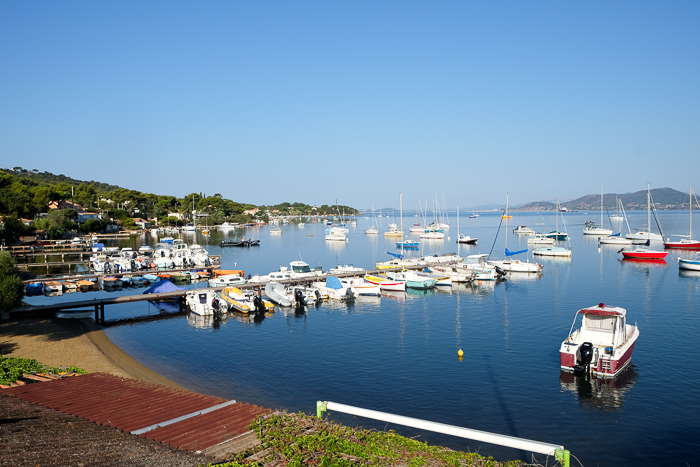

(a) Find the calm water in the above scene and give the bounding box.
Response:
[25,211,700,466]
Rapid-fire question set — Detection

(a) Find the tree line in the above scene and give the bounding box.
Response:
[0,168,357,242]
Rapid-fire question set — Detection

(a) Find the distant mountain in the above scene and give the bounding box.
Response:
[517,188,691,211]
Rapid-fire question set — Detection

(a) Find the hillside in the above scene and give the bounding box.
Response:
[517,188,691,211]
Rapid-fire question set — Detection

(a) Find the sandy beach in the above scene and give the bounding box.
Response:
[0,316,185,390]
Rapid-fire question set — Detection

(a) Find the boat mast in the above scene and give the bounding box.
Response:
[600,188,604,228]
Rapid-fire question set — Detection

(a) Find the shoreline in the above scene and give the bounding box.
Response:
[0,316,185,391]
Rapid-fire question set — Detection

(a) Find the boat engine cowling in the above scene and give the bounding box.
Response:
[253,295,265,313]
[575,342,594,373]
[294,288,305,307]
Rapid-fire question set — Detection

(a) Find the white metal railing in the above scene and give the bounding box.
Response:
[316,401,570,467]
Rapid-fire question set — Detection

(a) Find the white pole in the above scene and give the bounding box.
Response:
[320,401,564,456]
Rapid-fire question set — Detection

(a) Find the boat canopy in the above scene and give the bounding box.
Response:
[505,248,528,257]
[143,279,185,294]
[325,276,343,290]
[578,304,624,317]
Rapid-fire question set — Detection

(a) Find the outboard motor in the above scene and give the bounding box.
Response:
[315,289,322,301]
[253,295,265,313]
[575,342,594,374]
[345,287,355,301]
[294,288,306,307]
[130,259,136,270]
[495,266,506,277]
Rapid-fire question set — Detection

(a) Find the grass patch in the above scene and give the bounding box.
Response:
[215,412,530,466]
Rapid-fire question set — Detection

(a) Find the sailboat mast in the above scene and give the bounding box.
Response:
[600,188,604,227]
[647,184,651,236]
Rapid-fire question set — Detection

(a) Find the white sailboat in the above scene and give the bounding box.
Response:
[534,198,572,257]
[384,194,404,237]
[489,195,543,272]
[664,187,700,250]
[583,188,613,236]
[364,204,379,234]
[626,184,663,242]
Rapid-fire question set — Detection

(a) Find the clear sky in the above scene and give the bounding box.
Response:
[1,1,699,210]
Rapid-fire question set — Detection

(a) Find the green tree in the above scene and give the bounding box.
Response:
[0,251,24,313]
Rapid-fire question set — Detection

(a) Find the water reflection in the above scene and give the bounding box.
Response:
[560,365,638,411]
[186,311,229,329]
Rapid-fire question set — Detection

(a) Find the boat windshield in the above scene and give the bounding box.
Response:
[292,264,312,273]
[583,314,615,332]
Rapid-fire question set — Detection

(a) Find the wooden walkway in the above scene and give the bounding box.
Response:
[13,267,410,324]
[2,373,272,459]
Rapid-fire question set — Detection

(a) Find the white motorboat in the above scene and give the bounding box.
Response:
[598,234,633,246]
[328,264,366,275]
[456,234,477,244]
[560,303,639,379]
[419,228,445,239]
[427,265,474,283]
[340,276,381,296]
[533,246,572,257]
[456,254,503,281]
[218,222,239,230]
[488,258,543,273]
[208,273,247,287]
[310,276,357,300]
[513,225,535,235]
[185,289,224,316]
[325,227,348,241]
[527,234,556,245]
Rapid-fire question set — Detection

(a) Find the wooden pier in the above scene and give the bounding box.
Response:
[11,267,411,325]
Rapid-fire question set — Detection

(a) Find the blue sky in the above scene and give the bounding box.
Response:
[1,1,699,210]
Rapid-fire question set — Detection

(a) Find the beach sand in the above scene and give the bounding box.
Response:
[0,316,185,390]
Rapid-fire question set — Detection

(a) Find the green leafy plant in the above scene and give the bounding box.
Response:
[0,355,87,385]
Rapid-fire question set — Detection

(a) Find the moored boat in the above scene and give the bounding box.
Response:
[456,234,478,244]
[620,247,668,260]
[512,225,535,235]
[560,303,639,379]
[678,254,700,271]
[364,274,406,292]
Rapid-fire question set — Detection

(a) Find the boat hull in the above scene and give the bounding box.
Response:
[678,258,700,270]
[663,240,700,250]
[621,250,668,259]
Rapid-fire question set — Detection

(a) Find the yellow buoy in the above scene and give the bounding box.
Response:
[457,349,464,357]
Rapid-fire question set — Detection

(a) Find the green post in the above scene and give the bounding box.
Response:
[555,448,570,467]
[316,401,327,419]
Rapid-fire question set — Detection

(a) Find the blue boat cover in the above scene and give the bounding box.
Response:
[93,243,105,250]
[610,233,621,237]
[142,279,185,294]
[505,248,528,256]
[387,251,404,259]
[325,276,343,290]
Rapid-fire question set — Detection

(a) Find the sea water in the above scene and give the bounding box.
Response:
[23,211,700,466]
